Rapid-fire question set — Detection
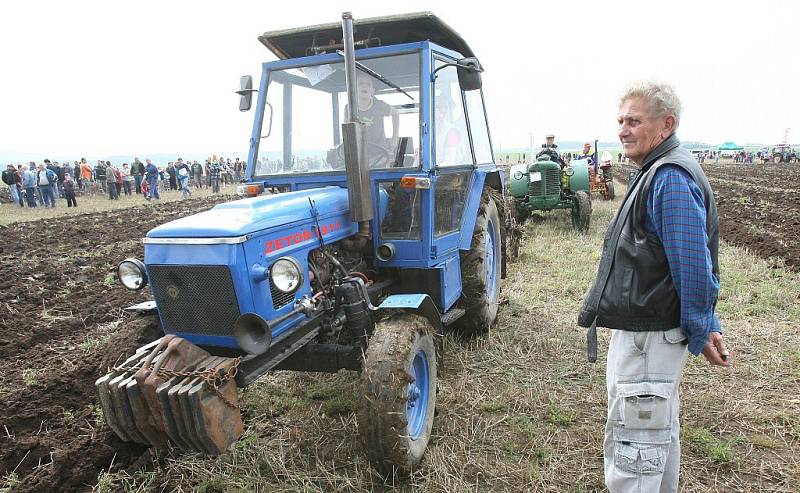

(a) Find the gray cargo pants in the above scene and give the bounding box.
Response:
[604,327,689,493]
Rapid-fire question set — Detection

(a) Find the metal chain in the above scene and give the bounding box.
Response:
[112,356,242,410]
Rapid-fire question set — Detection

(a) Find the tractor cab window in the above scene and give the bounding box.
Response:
[254,53,421,177]
[463,90,493,163]
[433,62,471,167]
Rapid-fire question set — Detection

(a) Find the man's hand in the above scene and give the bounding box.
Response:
[702,331,730,367]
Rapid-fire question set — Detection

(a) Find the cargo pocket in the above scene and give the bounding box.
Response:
[614,442,667,475]
[612,381,674,475]
[617,381,673,430]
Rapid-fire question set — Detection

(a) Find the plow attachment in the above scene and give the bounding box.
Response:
[96,335,243,455]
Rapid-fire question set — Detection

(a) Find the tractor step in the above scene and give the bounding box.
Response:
[95,336,243,455]
[441,307,466,326]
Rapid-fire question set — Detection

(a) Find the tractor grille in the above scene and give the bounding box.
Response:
[528,168,562,197]
[528,179,542,197]
[545,169,561,195]
[149,265,240,336]
[269,279,295,309]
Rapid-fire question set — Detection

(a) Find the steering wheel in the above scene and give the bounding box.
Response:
[334,142,394,168]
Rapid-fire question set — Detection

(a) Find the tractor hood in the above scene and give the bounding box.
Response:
[146,187,350,238]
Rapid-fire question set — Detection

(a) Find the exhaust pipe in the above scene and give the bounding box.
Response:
[341,12,373,224]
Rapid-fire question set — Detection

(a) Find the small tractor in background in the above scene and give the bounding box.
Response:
[96,12,509,474]
[508,144,592,232]
[772,144,797,163]
[588,145,615,201]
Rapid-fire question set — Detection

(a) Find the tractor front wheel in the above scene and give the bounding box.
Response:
[358,314,437,475]
[602,181,615,201]
[571,190,592,232]
[453,189,502,336]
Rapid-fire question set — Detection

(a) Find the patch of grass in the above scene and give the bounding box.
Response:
[508,414,538,435]
[682,426,735,463]
[479,400,508,413]
[79,332,115,354]
[232,429,260,453]
[103,273,116,287]
[62,409,76,427]
[21,368,39,387]
[93,471,119,493]
[90,403,105,429]
[195,478,226,493]
[304,383,340,401]
[545,406,575,427]
[242,385,303,416]
[749,433,781,449]
[322,394,357,416]
[0,473,20,493]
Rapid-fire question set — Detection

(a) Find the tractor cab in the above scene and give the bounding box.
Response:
[240,14,495,267]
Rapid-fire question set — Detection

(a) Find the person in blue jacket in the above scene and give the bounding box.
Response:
[145,159,160,200]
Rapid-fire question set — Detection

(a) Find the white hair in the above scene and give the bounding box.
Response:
[620,81,681,129]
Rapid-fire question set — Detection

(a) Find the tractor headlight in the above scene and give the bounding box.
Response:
[118,259,148,291]
[513,170,523,180]
[270,257,303,294]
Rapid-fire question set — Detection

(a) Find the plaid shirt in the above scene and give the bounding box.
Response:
[646,164,722,355]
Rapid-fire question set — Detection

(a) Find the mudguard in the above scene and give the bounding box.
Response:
[377,294,442,333]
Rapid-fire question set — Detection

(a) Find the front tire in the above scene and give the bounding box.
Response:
[359,315,437,475]
[603,181,615,201]
[571,190,592,232]
[453,190,502,336]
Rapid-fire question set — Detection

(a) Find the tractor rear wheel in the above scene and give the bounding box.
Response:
[774,154,783,163]
[603,181,615,201]
[571,191,592,232]
[358,314,437,475]
[452,189,502,336]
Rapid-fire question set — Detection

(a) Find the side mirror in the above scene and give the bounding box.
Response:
[457,57,483,91]
[236,75,255,112]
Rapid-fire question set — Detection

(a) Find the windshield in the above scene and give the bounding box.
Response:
[254,52,421,177]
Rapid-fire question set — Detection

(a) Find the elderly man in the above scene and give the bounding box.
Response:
[578,82,729,492]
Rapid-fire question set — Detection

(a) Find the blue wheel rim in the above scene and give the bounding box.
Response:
[407,349,430,439]
[484,219,498,300]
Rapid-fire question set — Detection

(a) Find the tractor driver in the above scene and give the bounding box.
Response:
[537,133,566,167]
[344,72,400,166]
[579,142,596,172]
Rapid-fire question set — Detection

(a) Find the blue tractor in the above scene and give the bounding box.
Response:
[97,12,509,473]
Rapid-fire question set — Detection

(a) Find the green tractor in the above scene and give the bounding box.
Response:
[509,153,592,232]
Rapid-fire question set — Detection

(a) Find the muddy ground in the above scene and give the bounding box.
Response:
[615,161,800,271]
[0,197,227,492]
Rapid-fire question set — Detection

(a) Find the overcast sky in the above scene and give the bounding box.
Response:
[2,0,798,158]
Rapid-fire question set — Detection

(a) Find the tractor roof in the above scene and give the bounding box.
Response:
[258,12,474,60]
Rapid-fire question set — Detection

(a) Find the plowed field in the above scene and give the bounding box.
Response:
[0,197,226,492]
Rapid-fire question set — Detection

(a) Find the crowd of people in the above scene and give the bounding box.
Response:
[1,156,246,208]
